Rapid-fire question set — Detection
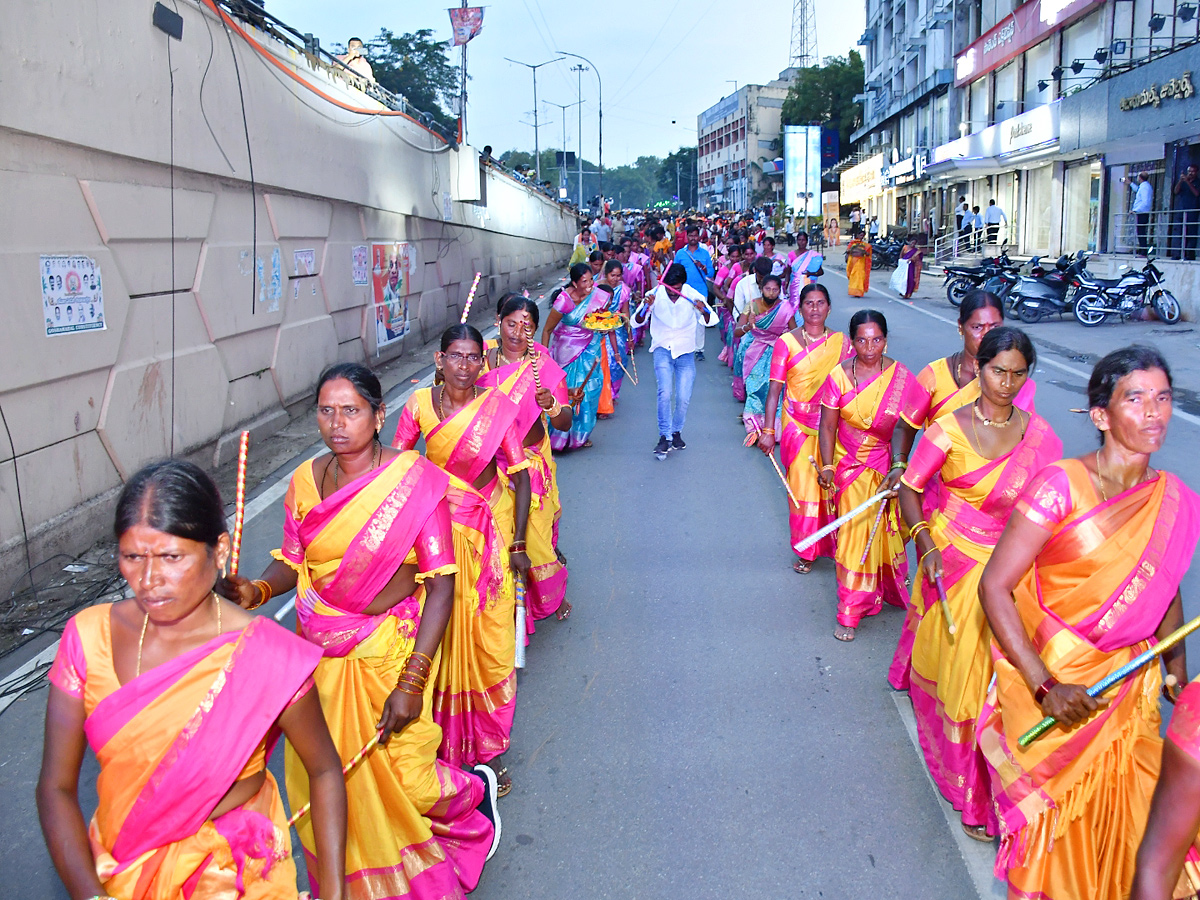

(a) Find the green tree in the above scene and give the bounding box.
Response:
[781,52,865,153]
[365,29,460,130]
[603,155,663,209]
[658,147,698,209]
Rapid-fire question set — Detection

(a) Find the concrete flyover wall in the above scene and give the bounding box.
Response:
[0,0,575,572]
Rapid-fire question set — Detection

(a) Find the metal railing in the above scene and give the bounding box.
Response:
[215,0,458,144]
[931,223,1011,261]
[1111,211,1200,258]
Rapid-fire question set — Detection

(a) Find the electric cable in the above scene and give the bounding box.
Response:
[218,6,259,316]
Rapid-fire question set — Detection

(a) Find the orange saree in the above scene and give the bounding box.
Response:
[978,460,1200,900]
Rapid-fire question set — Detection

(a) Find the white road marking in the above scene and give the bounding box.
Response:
[892,694,1006,899]
[825,268,1200,428]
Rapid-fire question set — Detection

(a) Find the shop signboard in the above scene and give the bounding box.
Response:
[883,152,927,185]
[840,153,884,206]
[930,101,1060,166]
[954,0,1103,86]
[700,94,740,130]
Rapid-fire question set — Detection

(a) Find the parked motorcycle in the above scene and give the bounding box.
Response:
[1007,253,1089,323]
[944,249,1016,307]
[1071,252,1181,326]
[870,237,903,269]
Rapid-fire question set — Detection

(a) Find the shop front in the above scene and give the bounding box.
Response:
[926,101,1066,255]
[1060,41,1200,258]
[882,152,931,237]
[839,154,886,231]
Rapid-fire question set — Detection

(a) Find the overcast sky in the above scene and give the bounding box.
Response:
[269,1,864,167]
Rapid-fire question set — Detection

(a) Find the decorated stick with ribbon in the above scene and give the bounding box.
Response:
[523,321,543,392]
[458,272,483,324]
[809,455,835,515]
[514,577,527,669]
[287,729,382,826]
[767,451,800,507]
[859,497,889,565]
[1017,613,1200,748]
[794,491,891,555]
[230,431,250,576]
[934,574,956,636]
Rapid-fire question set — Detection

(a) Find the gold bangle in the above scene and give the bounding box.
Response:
[247,579,271,610]
[919,547,939,568]
[908,522,931,542]
[547,401,563,417]
[890,458,908,471]
[408,651,434,669]
[761,428,776,435]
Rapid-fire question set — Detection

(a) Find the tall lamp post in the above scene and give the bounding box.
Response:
[546,99,582,194]
[556,50,602,207]
[505,57,564,183]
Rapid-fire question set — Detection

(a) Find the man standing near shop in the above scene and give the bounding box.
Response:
[1130,172,1154,256]
[674,223,715,360]
[1174,164,1200,260]
[984,199,1008,245]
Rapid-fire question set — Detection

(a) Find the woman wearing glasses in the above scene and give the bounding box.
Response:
[394,324,532,796]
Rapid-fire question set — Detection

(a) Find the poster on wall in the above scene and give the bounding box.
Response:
[293,248,316,299]
[371,242,415,350]
[352,245,370,285]
[822,192,841,246]
[41,254,106,337]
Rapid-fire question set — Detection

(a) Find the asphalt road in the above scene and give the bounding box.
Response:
[5,264,1200,899]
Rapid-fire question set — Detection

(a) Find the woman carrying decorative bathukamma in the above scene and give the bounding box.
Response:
[480,296,574,626]
[977,345,1200,900]
[817,310,922,642]
[756,282,852,574]
[598,259,635,407]
[38,459,348,900]
[234,362,500,898]
[393,325,533,796]
[542,263,609,450]
[894,327,1062,842]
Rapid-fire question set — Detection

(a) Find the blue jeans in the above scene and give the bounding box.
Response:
[652,347,696,437]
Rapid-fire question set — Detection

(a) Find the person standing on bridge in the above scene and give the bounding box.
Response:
[39,460,348,900]
[817,310,920,641]
[631,262,717,459]
[226,364,501,898]
[894,327,1060,842]
[978,346,1200,900]
[756,282,852,573]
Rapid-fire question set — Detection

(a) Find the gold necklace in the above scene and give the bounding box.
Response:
[333,439,380,490]
[851,358,875,427]
[137,592,222,678]
[1095,450,1110,502]
[800,326,827,348]
[953,351,975,388]
[439,384,479,420]
[973,400,1015,428]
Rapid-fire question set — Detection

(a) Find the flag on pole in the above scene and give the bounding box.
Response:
[448,8,484,45]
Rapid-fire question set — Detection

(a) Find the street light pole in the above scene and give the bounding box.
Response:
[556,50,603,206]
[504,57,564,183]
[546,99,581,193]
[571,64,587,208]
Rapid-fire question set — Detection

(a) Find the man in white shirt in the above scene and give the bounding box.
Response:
[983,199,1008,244]
[1130,172,1154,256]
[593,217,612,244]
[631,262,718,458]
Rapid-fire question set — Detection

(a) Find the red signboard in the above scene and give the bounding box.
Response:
[953,0,1103,86]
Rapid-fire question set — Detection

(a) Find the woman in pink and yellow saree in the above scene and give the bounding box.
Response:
[38,459,346,900]
[892,328,1062,841]
[978,346,1200,900]
[394,325,533,791]
[252,364,497,900]
[479,295,574,626]
[818,310,921,642]
[756,283,852,574]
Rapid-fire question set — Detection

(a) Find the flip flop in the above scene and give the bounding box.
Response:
[793,559,813,575]
[834,624,856,642]
[556,601,572,622]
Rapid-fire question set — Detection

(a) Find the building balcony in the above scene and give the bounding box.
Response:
[850,67,954,142]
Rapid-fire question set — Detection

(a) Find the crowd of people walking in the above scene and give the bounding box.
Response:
[31,204,1200,900]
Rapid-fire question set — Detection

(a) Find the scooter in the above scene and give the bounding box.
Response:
[1007,252,1089,323]
[1071,251,1182,326]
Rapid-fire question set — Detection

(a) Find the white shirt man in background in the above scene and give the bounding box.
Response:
[1130,172,1154,256]
[631,263,718,459]
[983,199,1008,244]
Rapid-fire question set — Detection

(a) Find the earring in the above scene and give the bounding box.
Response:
[957,327,963,337]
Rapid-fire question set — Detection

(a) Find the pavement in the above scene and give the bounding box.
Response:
[5,260,1200,899]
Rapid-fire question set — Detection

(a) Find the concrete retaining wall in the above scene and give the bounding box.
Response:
[0,0,575,572]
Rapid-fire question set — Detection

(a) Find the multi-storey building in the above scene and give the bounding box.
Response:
[697,69,797,211]
[852,0,959,234]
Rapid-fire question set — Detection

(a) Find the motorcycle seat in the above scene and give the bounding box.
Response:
[1082,276,1123,288]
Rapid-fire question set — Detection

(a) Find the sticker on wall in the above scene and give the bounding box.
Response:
[240,248,283,311]
[443,191,454,222]
[293,248,316,299]
[371,242,414,351]
[352,245,370,285]
[41,254,106,337]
